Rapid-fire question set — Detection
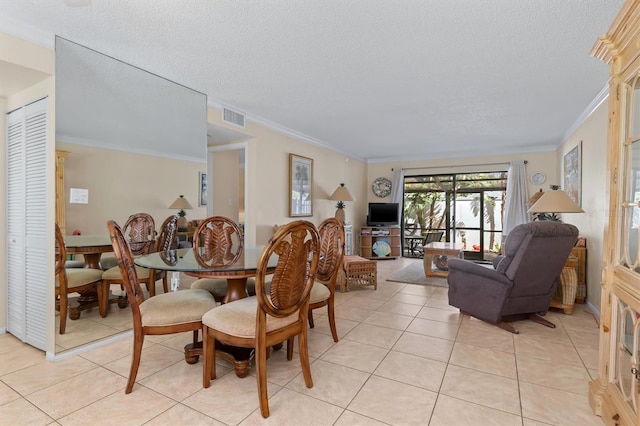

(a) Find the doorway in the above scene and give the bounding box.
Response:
[403,172,507,262]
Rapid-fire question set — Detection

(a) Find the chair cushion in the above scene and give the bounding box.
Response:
[139,289,215,327]
[191,278,257,297]
[191,278,227,297]
[102,265,150,280]
[99,257,118,270]
[57,268,103,289]
[202,296,299,338]
[309,281,330,304]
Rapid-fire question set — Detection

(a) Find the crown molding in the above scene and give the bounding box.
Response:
[563,84,609,142]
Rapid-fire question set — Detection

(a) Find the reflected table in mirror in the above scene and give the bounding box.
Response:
[135,247,277,377]
[63,235,127,318]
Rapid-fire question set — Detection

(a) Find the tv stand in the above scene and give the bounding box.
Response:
[360,226,400,259]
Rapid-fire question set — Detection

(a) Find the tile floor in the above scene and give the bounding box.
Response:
[1,258,602,425]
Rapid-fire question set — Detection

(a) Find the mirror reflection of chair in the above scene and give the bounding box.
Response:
[55,224,104,334]
[447,222,578,334]
[308,218,345,342]
[202,220,320,418]
[107,220,216,394]
[151,214,180,292]
[190,216,252,303]
[102,213,162,307]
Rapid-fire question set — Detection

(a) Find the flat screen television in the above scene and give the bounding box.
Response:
[367,203,400,226]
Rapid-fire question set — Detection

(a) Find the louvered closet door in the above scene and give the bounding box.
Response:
[6,97,48,350]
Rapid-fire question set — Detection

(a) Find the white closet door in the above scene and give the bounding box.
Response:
[6,97,48,350]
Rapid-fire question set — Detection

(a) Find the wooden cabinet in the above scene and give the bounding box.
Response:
[360,226,400,259]
[590,2,640,423]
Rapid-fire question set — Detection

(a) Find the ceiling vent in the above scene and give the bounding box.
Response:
[222,107,246,128]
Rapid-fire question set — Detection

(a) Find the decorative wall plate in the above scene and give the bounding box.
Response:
[530,172,546,185]
[372,177,392,197]
[372,240,391,257]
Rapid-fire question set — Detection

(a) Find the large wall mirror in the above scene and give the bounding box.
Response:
[55,37,207,353]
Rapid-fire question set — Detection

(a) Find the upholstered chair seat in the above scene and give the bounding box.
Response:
[202,297,299,338]
[59,268,104,289]
[309,282,331,304]
[103,264,151,280]
[64,259,85,269]
[191,278,256,302]
[139,289,215,327]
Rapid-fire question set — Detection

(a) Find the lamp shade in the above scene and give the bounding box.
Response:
[527,189,584,214]
[169,195,193,210]
[328,183,355,202]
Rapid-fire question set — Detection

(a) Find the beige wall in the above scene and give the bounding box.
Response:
[559,100,609,311]
[212,149,241,221]
[207,108,368,245]
[57,142,207,235]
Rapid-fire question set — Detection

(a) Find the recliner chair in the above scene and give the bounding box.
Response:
[447,221,578,334]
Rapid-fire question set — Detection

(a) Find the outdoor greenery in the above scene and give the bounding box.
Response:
[402,172,507,259]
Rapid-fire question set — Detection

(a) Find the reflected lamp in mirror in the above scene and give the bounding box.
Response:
[328,183,355,222]
[527,186,584,221]
[169,195,193,231]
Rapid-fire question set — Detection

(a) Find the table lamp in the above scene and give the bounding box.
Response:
[328,183,355,222]
[527,185,584,221]
[169,195,193,231]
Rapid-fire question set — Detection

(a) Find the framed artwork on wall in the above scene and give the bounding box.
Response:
[199,172,207,206]
[289,153,313,217]
[563,141,582,206]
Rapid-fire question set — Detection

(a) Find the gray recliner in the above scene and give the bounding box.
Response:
[447,221,579,333]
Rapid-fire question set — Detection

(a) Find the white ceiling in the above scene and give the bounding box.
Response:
[0,0,625,162]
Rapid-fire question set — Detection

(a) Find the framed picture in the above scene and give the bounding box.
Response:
[563,141,582,206]
[289,154,313,217]
[199,172,207,206]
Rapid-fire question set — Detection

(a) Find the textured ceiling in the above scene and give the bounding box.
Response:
[0,0,625,162]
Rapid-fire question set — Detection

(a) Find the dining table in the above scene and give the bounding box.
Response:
[134,246,277,377]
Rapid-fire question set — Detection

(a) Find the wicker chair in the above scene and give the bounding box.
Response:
[102,213,161,301]
[107,220,216,393]
[202,220,320,418]
[189,216,254,303]
[55,224,104,334]
[308,218,345,342]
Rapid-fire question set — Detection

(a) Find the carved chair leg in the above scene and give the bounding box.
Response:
[308,309,315,328]
[530,313,556,329]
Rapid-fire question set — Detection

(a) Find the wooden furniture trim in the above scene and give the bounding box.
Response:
[360,226,401,259]
[55,150,69,236]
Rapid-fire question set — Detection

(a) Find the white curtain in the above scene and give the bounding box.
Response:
[390,168,405,224]
[503,160,529,235]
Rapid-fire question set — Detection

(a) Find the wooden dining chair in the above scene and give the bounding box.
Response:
[55,224,104,334]
[102,213,161,303]
[107,220,217,394]
[152,214,179,291]
[190,216,253,303]
[202,220,320,418]
[308,218,345,342]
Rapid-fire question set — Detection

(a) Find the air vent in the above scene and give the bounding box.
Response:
[222,107,246,128]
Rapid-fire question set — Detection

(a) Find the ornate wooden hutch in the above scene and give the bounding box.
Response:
[590,1,640,424]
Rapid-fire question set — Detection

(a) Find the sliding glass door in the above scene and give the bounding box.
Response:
[403,172,506,262]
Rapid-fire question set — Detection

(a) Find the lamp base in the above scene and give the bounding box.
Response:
[177,216,188,230]
[335,208,345,222]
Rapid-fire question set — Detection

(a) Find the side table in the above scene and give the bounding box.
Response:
[549,255,579,314]
[422,242,464,278]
